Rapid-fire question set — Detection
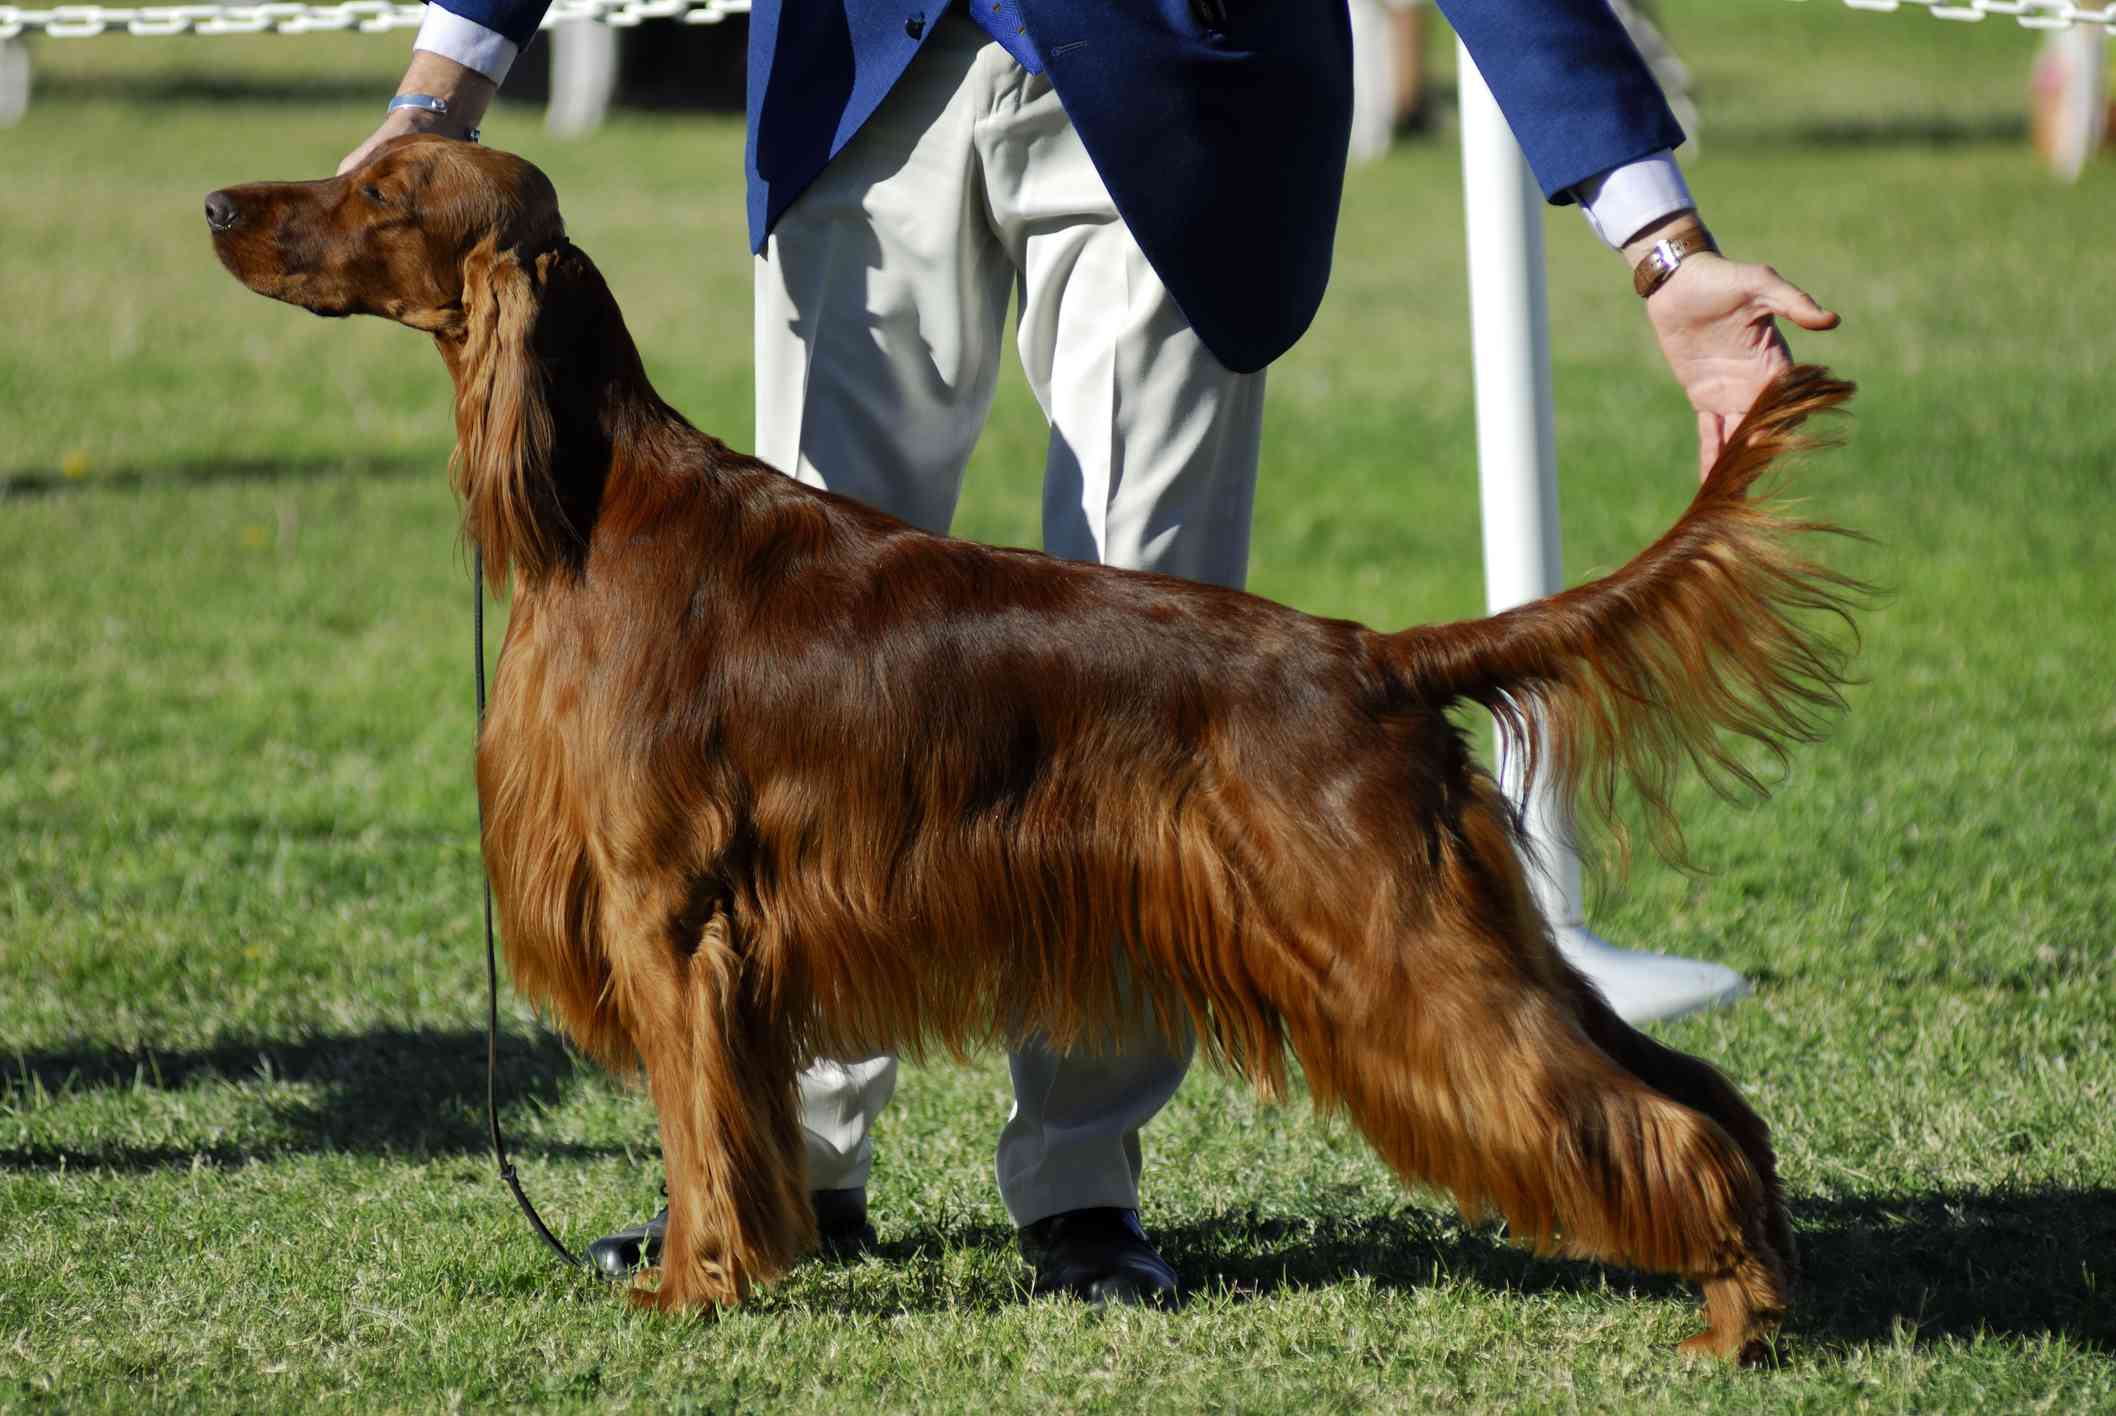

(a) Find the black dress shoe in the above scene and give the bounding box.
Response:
[585,1187,875,1279]
[586,1206,666,1279]
[1019,1207,1180,1308]
[813,1186,879,1259]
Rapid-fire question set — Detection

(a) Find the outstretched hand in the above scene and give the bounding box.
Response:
[1643,251,1840,479]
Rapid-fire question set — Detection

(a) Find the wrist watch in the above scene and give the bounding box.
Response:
[1632,226,1716,299]
[387,93,480,144]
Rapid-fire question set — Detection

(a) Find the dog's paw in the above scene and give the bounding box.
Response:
[1677,1327,1776,1367]
[622,1263,745,1315]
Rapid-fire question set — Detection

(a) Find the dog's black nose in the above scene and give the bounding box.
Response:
[204,190,240,232]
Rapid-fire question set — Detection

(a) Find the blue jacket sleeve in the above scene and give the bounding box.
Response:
[425,0,554,53]
[1434,0,1685,203]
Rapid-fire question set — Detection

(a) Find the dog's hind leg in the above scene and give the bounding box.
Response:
[1558,969,1797,1281]
[623,902,814,1312]
[1283,795,1789,1362]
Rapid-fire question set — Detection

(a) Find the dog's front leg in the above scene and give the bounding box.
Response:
[621,904,815,1312]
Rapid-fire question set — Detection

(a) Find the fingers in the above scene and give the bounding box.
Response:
[1758,269,1841,333]
[338,111,427,176]
[1778,296,1840,333]
[337,125,393,177]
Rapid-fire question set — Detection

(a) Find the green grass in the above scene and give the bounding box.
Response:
[3,4,2114,1409]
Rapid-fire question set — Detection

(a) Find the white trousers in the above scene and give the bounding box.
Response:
[753,15,1266,1227]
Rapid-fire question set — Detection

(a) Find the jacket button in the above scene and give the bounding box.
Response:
[905,12,924,36]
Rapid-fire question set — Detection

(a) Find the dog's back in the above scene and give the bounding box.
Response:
[549,368,1862,1072]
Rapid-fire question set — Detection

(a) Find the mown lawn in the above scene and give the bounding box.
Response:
[2,3,2112,1410]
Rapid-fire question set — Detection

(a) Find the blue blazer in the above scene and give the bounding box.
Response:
[444,0,1681,372]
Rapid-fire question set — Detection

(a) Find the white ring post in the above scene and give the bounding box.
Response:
[1456,42,1746,1024]
[546,17,619,138]
[0,37,30,128]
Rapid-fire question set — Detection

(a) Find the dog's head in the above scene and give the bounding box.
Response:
[210,137,613,590]
[204,135,566,337]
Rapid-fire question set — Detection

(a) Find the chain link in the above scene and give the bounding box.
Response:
[1,0,2109,42]
[1820,0,2115,28]
[0,0,750,40]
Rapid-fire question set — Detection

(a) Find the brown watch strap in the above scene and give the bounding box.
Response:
[1632,227,1717,299]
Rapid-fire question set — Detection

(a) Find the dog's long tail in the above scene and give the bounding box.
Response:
[1386,364,1869,865]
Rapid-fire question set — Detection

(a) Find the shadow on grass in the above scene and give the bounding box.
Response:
[834,1189,2110,1354]
[0,1026,623,1169]
[0,455,433,500]
[0,798,470,850]
[11,1034,2108,1354]
[1785,113,2029,149]
[1790,1187,2116,1354]
[37,75,414,106]
[1151,1190,2114,1355]
[1702,113,2030,152]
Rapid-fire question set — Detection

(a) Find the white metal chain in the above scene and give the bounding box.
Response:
[0,0,749,40]
[1812,0,2114,28]
[1,0,2112,41]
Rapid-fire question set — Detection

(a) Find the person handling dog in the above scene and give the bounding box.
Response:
[338,0,1839,1305]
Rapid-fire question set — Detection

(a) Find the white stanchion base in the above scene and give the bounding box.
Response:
[0,40,31,129]
[1553,923,1749,1026]
[545,19,619,140]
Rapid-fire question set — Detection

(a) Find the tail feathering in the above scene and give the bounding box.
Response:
[1395,365,1871,869]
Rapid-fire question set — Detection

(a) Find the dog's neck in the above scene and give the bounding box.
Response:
[439,241,694,591]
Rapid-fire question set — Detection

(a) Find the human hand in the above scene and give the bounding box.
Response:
[338,107,456,176]
[338,51,497,176]
[1637,241,1841,480]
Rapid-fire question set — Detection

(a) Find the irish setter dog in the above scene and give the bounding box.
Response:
[208,136,1862,1361]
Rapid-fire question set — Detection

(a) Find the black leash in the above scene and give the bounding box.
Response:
[476,547,590,1271]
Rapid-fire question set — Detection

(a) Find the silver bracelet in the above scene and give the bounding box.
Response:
[387,92,480,143]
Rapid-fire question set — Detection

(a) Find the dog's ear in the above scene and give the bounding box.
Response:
[526,241,595,353]
[452,235,563,592]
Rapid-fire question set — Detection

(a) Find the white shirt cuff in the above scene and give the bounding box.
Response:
[1573,152,1693,248]
[413,6,520,84]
